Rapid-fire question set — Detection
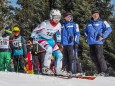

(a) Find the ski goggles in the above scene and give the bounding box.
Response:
[13,31,20,34]
[52,15,61,20]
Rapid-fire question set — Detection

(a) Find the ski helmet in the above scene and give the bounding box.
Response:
[13,26,20,32]
[50,9,61,20]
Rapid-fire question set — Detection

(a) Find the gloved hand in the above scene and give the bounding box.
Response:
[24,57,28,62]
[57,42,63,48]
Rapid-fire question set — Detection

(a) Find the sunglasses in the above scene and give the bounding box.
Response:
[13,31,20,34]
[13,31,19,33]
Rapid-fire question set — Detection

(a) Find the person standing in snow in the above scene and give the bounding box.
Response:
[10,26,27,73]
[0,27,12,72]
[84,10,112,76]
[28,37,46,74]
[61,12,82,75]
[31,9,69,76]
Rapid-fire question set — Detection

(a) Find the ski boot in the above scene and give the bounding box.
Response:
[55,69,72,77]
[42,67,54,75]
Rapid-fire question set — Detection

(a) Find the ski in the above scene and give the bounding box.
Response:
[40,74,72,79]
[74,75,96,80]
[57,76,72,79]
[55,74,72,79]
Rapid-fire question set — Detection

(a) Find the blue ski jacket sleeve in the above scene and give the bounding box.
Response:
[102,21,112,39]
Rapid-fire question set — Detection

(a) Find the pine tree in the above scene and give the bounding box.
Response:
[14,0,50,39]
[92,0,114,20]
[0,0,14,30]
[104,16,115,75]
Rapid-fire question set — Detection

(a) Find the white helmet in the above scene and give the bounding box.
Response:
[50,9,61,20]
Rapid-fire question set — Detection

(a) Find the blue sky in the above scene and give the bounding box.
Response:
[111,0,115,4]
[10,0,20,8]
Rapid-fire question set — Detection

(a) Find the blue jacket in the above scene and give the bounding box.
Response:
[61,20,80,46]
[84,19,112,45]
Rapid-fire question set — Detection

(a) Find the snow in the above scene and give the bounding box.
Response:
[0,72,115,86]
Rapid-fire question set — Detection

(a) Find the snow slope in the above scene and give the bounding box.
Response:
[0,72,115,86]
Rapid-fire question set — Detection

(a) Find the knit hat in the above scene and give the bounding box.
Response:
[91,10,100,14]
[64,12,72,17]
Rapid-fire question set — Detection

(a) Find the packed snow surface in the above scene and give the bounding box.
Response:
[0,72,115,86]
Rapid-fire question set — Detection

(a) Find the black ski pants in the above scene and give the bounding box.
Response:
[13,55,26,73]
[63,45,73,72]
[89,44,108,74]
[32,52,45,74]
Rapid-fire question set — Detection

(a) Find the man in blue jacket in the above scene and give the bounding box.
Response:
[84,10,112,76]
[61,12,81,74]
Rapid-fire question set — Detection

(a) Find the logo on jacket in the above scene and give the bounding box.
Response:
[67,25,73,28]
[88,24,92,26]
[94,23,100,26]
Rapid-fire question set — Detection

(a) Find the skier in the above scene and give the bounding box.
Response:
[31,9,69,76]
[0,27,12,71]
[61,12,82,75]
[10,26,27,73]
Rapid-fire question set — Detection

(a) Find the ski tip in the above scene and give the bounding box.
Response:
[75,76,96,80]
[87,77,96,80]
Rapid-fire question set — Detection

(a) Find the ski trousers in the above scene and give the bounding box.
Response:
[13,55,26,73]
[89,44,108,73]
[32,52,45,74]
[63,45,82,74]
[38,37,63,69]
[0,51,12,71]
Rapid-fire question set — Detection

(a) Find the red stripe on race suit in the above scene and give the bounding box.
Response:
[38,40,46,44]
[53,44,59,51]
[44,44,48,47]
